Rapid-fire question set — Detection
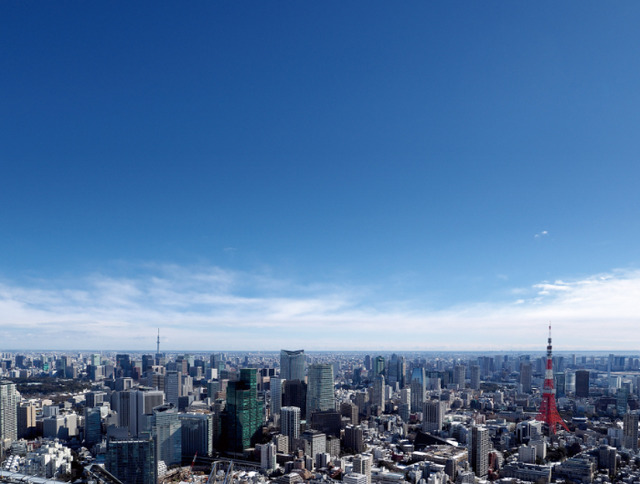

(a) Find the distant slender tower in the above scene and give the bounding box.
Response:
[535,324,569,433]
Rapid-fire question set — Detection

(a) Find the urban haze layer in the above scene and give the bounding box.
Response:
[1,330,640,484]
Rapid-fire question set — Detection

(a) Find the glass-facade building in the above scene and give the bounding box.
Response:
[222,368,264,452]
[106,439,157,484]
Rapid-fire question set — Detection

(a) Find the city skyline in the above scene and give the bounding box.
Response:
[2,3,640,351]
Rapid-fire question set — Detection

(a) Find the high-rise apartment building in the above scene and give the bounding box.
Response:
[307,364,334,417]
[0,380,19,450]
[471,426,490,478]
[280,350,305,381]
[222,368,264,452]
[281,406,301,452]
[623,413,639,451]
[353,453,373,484]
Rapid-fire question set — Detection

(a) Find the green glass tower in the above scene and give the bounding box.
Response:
[106,439,157,484]
[222,368,264,452]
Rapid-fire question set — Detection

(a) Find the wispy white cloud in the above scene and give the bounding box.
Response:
[0,265,639,351]
[534,230,549,238]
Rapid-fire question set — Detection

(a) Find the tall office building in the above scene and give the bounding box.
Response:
[151,404,182,466]
[0,380,19,450]
[470,365,481,391]
[281,406,301,452]
[344,425,366,454]
[280,350,305,381]
[307,364,335,417]
[222,368,264,452]
[387,354,405,387]
[410,368,426,413]
[164,370,182,407]
[84,407,103,447]
[454,365,466,389]
[271,377,285,419]
[471,426,490,478]
[106,439,157,484]
[17,402,36,439]
[353,453,373,484]
[576,370,590,398]
[283,380,307,419]
[371,375,385,410]
[520,362,532,394]
[373,356,385,377]
[623,413,639,451]
[423,400,445,433]
[180,413,214,457]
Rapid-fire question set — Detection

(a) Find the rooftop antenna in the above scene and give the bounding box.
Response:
[157,328,160,355]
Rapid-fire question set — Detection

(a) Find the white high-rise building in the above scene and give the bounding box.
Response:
[281,406,301,452]
[471,426,490,478]
[0,380,19,450]
[260,442,277,470]
[271,377,285,420]
[353,453,372,484]
[344,473,368,484]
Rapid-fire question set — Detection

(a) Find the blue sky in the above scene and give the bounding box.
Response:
[1,2,640,351]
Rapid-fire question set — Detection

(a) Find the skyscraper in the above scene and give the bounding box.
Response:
[410,368,426,413]
[520,362,532,394]
[271,377,285,420]
[280,350,305,381]
[0,380,19,451]
[576,370,590,398]
[470,365,481,390]
[281,406,301,452]
[106,439,157,484]
[373,356,385,377]
[471,425,489,478]
[180,413,214,457]
[371,375,385,410]
[283,379,307,419]
[454,365,466,389]
[423,400,445,433]
[623,413,639,451]
[353,453,372,484]
[222,368,264,452]
[307,364,335,417]
[151,403,182,466]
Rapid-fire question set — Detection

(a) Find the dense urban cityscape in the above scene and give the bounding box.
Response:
[1,329,640,484]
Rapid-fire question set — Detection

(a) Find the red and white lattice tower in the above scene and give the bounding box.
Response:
[535,324,569,433]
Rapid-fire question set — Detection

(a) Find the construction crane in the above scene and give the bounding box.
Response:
[207,460,235,484]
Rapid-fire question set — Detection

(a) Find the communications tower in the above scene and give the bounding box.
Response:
[535,324,569,434]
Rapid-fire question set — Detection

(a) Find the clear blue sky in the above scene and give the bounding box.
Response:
[2,1,640,351]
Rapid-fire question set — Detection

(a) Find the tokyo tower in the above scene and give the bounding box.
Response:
[535,324,569,434]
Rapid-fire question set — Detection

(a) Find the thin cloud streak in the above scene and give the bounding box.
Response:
[0,265,638,351]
